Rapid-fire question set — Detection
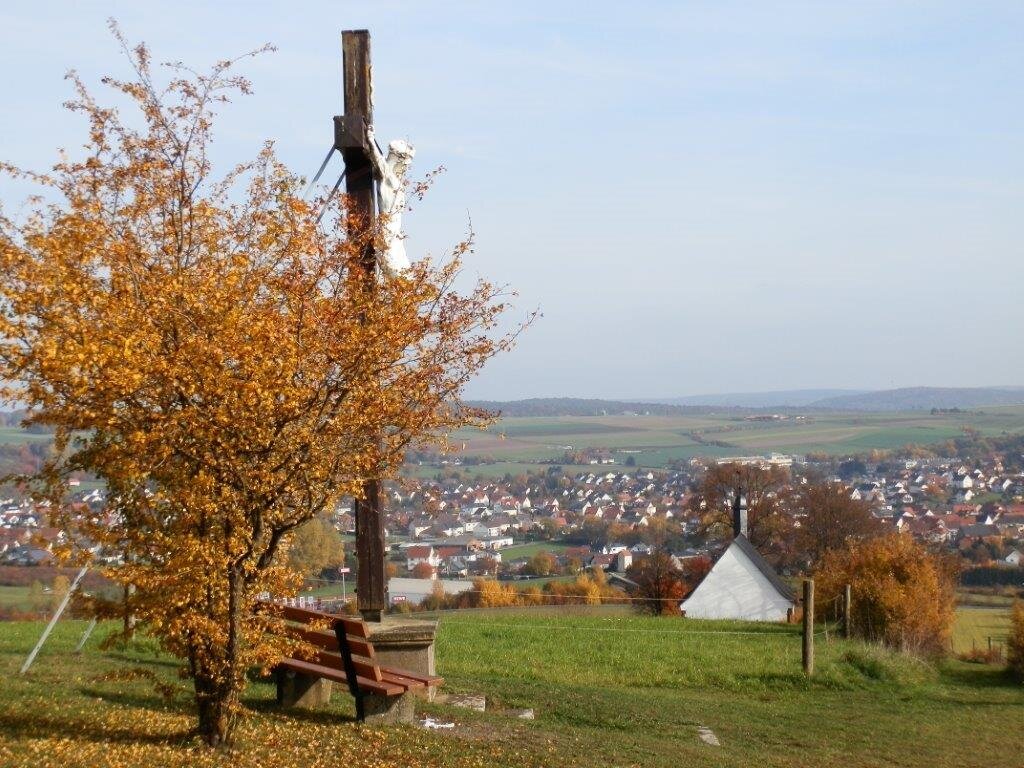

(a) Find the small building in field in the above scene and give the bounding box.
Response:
[680,495,795,622]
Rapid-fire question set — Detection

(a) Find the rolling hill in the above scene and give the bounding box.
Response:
[809,386,1024,411]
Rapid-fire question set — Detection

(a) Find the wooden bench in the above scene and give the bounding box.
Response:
[265,603,442,723]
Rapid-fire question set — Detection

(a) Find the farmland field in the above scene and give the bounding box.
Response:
[422,405,1024,476]
[0,427,51,445]
[5,407,1024,481]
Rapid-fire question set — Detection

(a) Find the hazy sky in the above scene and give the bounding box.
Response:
[2,2,1022,400]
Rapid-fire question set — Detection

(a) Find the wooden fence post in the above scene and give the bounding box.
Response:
[802,579,814,676]
[843,584,852,639]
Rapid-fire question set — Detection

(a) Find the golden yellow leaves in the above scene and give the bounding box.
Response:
[1,30,525,745]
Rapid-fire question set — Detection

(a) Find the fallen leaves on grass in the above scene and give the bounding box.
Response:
[0,695,544,768]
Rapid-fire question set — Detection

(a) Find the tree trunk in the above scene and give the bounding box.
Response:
[122,583,136,639]
[192,568,244,746]
[194,674,238,747]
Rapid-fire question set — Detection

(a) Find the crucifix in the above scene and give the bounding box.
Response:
[334,29,388,622]
[319,29,415,621]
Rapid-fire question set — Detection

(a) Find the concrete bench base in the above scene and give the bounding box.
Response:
[362,691,415,725]
[277,669,333,709]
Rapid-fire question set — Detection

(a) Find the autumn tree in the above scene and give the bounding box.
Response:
[411,562,436,579]
[924,475,948,503]
[476,554,500,577]
[526,551,556,576]
[794,480,881,568]
[679,554,712,589]
[285,516,345,578]
[534,517,560,540]
[0,33,520,745]
[814,534,958,657]
[626,550,685,616]
[689,462,794,555]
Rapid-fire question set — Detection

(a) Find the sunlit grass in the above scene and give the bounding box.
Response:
[1,611,1022,768]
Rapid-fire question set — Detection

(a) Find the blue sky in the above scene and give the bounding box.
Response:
[2,2,1022,400]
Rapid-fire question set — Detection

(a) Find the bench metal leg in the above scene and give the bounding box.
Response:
[354,688,365,722]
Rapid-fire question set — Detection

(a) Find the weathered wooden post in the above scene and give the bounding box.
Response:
[802,578,814,676]
[335,29,387,622]
[843,583,852,639]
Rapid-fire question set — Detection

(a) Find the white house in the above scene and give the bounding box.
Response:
[680,496,795,622]
[405,545,440,571]
[1006,550,1023,566]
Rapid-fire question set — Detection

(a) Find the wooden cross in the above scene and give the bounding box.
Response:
[335,29,387,622]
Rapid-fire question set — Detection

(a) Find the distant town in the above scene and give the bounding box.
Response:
[5,432,1022,607]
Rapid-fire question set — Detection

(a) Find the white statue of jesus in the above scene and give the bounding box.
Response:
[364,125,415,275]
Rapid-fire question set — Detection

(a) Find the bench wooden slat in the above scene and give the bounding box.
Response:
[315,651,399,688]
[311,649,350,673]
[279,624,377,661]
[383,669,444,687]
[340,635,375,659]
[380,670,426,689]
[273,604,341,625]
[311,648,381,683]
[277,658,403,697]
[337,616,371,639]
[283,625,339,650]
[313,649,439,692]
[347,652,382,683]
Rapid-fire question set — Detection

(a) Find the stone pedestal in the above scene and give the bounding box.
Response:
[363,691,416,725]
[366,616,440,699]
[276,668,333,708]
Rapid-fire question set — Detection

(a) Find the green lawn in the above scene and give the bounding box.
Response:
[499,542,572,561]
[0,585,31,608]
[954,606,1012,653]
[1,610,1022,767]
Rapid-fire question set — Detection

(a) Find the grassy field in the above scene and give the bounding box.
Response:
[499,542,572,561]
[422,405,1024,475]
[0,585,31,607]
[953,607,1013,653]
[1,609,1022,768]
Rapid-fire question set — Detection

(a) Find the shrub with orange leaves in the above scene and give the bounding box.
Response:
[814,533,957,657]
[471,578,521,608]
[0,28,522,745]
[545,569,623,606]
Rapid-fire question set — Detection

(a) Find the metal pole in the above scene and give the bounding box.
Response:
[802,578,814,676]
[74,616,98,653]
[843,584,852,639]
[21,565,88,674]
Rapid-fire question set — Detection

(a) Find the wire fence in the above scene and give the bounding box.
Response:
[273,591,841,643]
